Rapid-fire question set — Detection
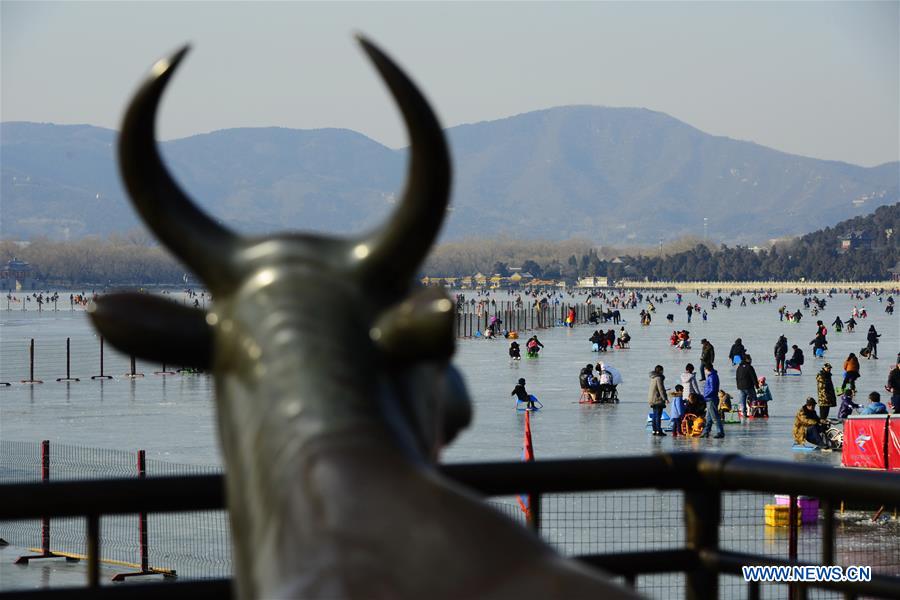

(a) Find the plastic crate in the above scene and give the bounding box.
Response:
[765,504,801,527]
[774,495,819,524]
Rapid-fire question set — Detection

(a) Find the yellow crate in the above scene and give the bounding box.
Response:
[765,504,801,527]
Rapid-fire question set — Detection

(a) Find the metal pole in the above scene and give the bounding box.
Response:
[684,489,720,600]
[125,355,144,378]
[822,499,834,565]
[22,338,43,384]
[530,492,542,533]
[57,337,80,382]
[789,494,799,600]
[41,440,50,556]
[87,513,100,587]
[748,581,760,600]
[154,361,175,376]
[137,450,149,573]
[91,337,113,380]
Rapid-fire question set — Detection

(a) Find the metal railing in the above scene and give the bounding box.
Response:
[2,452,899,599]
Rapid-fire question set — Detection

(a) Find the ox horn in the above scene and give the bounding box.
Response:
[351,36,451,299]
[119,46,240,291]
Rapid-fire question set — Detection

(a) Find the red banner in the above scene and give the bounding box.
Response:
[842,416,888,470]
[888,417,900,472]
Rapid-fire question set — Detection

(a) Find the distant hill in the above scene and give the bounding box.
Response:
[2,107,898,243]
[611,202,900,282]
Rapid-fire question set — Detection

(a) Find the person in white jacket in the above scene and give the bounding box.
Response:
[680,363,702,398]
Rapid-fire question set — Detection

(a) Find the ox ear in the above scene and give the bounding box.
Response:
[369,287,455,364]
[88,293,213,369]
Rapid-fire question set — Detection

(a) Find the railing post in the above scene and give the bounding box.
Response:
[154,362,176,376]
[91,336,113,380]
[125,355,145,378]
[13,440,75,565]
[21,338,44,384]
[821,499,834,565]
[789,494,799,600]
[87,513,100,588]
[138,450,149,573]
[528,492,542,533]
[41,440,50,555]
[57,337,80,382]
[684,489,720,600]
[748,581,760,600]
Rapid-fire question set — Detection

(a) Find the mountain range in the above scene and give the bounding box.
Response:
[2,106,898,245]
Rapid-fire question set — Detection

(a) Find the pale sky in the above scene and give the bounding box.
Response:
[2,1,898,167]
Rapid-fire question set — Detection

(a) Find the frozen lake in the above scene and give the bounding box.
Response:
[1,289,896,468]
[2,288,898,597]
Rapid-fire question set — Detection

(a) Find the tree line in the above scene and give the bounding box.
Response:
[0,234,186,286]
[2,204,897,285]
[609,203,899,282]
[424,203,899,282]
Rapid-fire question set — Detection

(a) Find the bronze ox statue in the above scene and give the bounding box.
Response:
[90,37,634,599]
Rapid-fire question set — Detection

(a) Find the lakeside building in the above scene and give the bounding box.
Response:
[576,276,609,288]
[0,257,35,291]
[421,274,559,290]
[889,261,900,283]
[838,230,875,251]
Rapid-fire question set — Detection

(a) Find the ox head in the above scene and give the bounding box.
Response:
[89,37,471,462]
[87,40,641,600]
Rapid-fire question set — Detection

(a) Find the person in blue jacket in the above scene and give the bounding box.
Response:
[701,365,725,438]
[860,391,888,415]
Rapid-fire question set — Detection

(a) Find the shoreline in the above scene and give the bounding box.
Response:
[610,280,898,292]
[3,280,898,295]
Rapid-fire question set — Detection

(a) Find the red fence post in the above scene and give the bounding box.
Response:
[14,440,69,564]
[112,449,177,581]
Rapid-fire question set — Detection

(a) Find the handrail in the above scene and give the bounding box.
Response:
[3,452,898,518]
[2,452,899,599]
[705,454,900,501]
[0,475,225,519]
[5,580,232,599]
